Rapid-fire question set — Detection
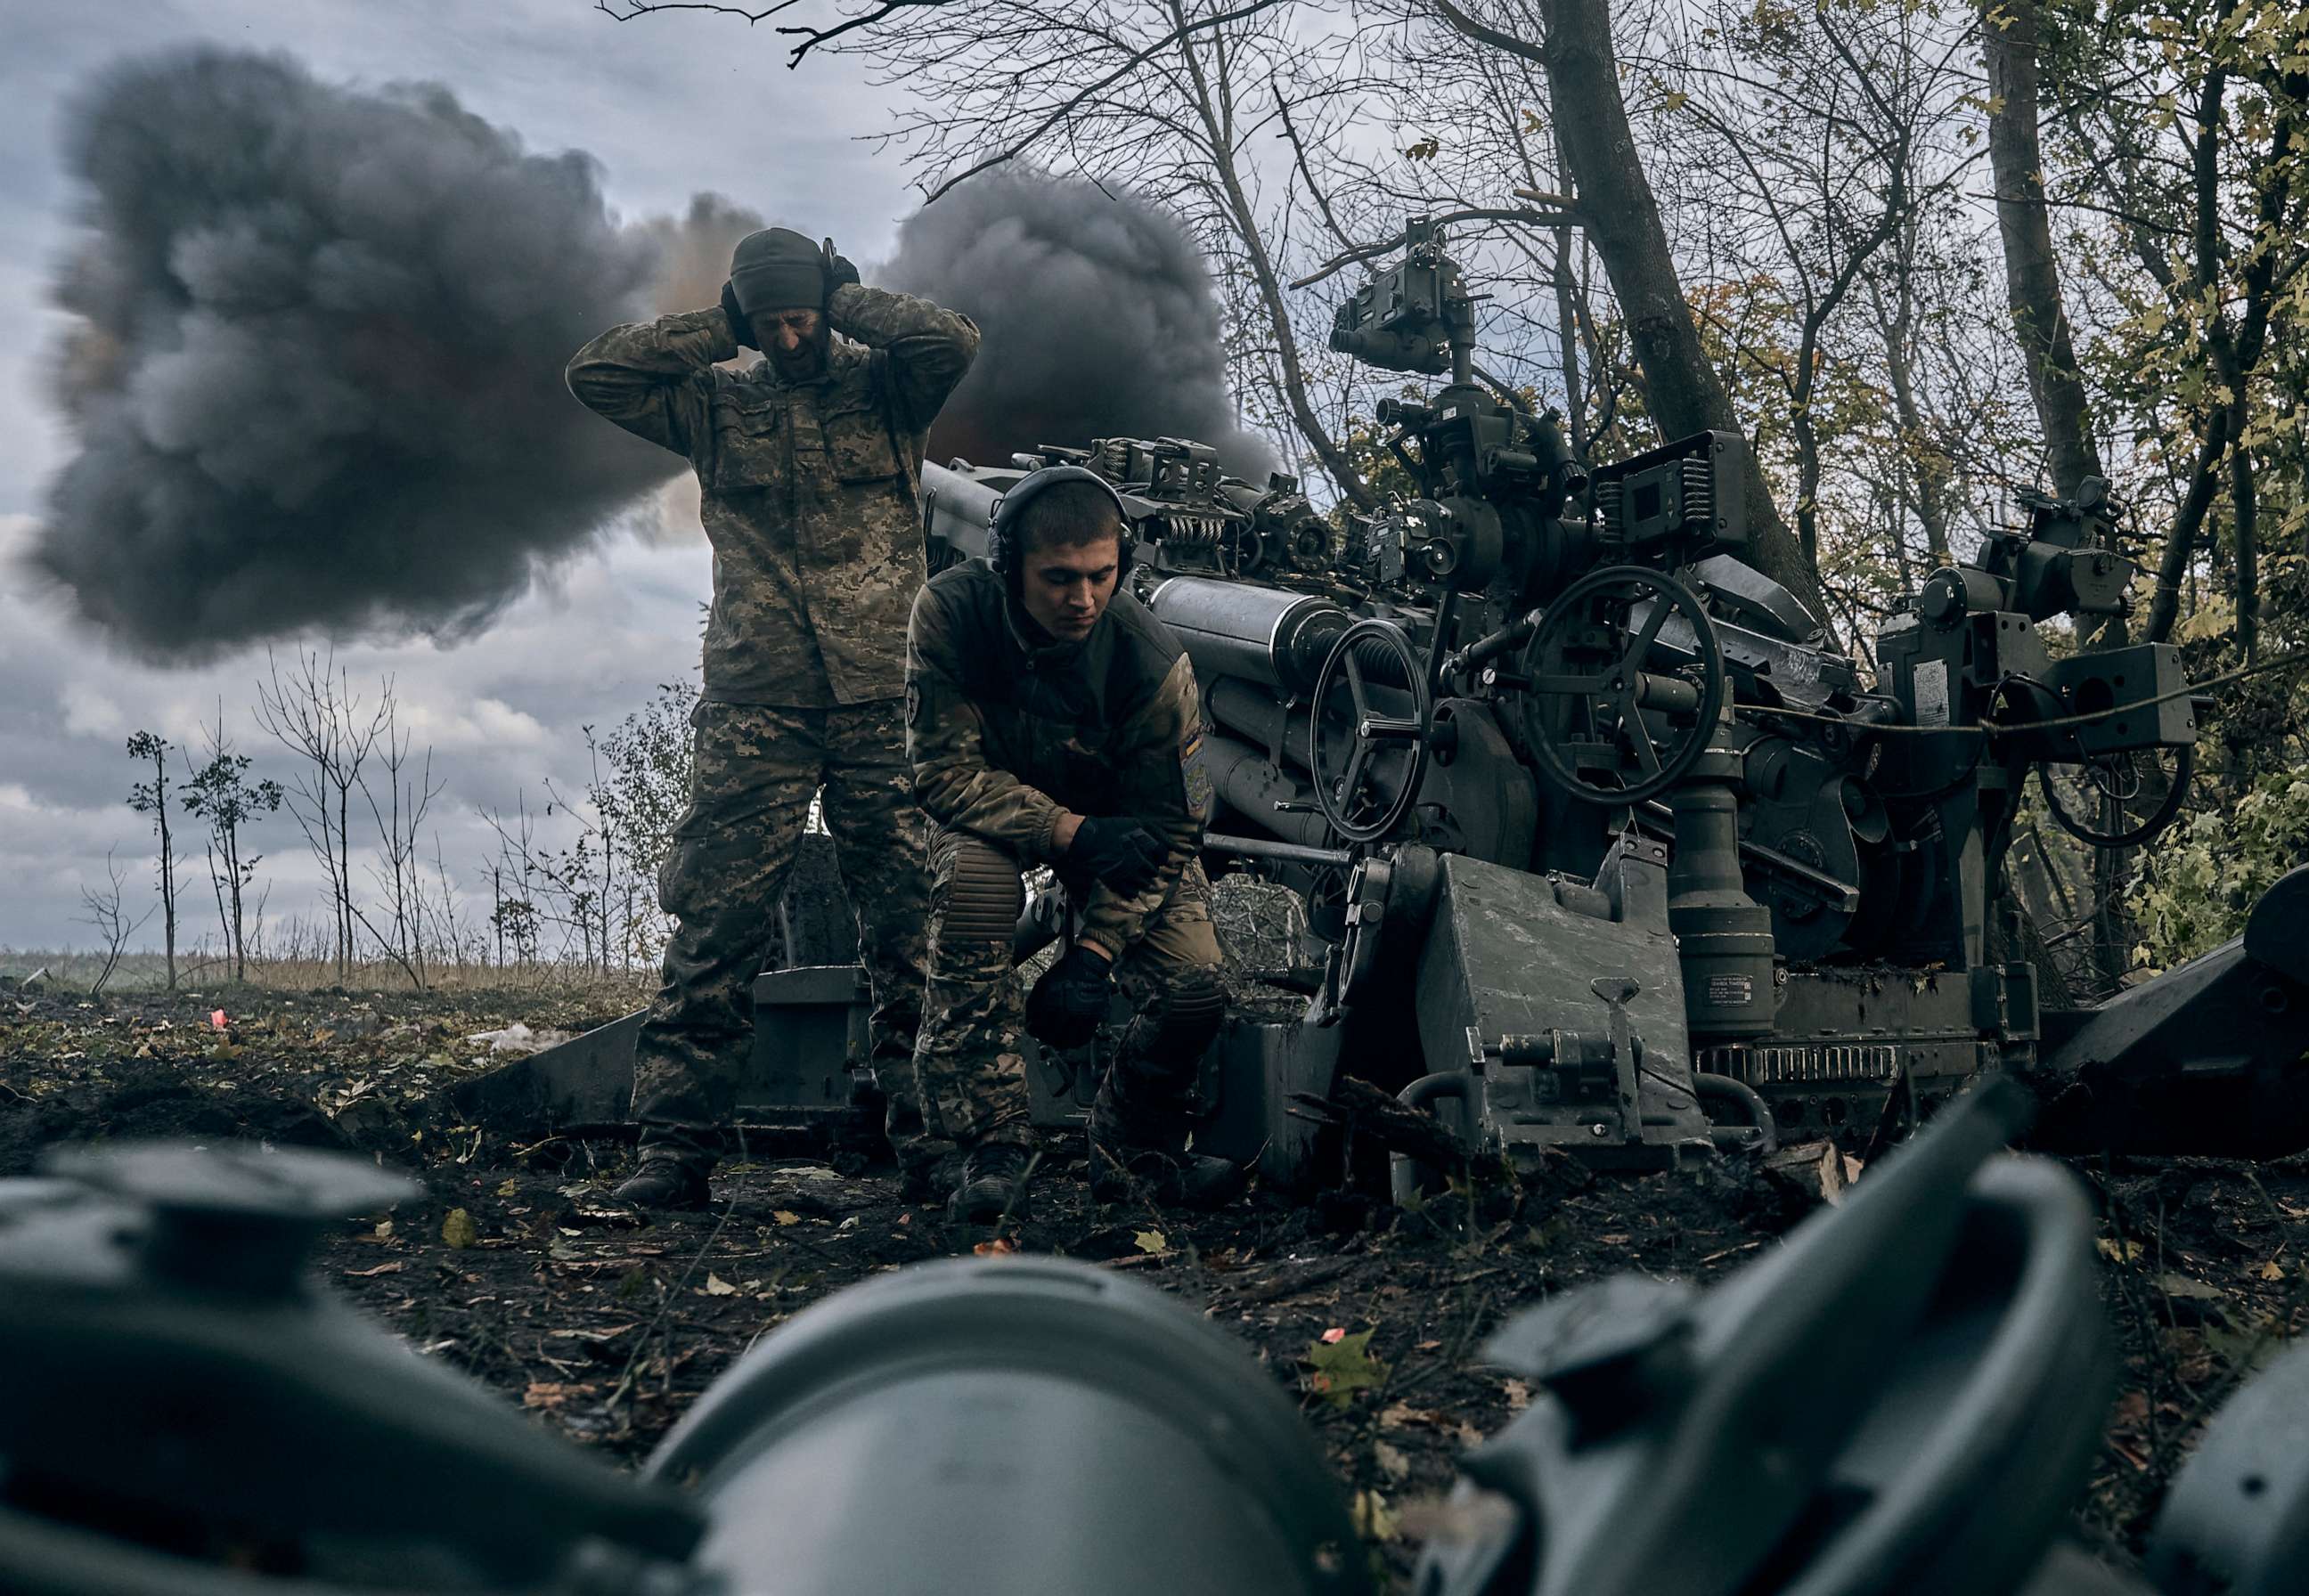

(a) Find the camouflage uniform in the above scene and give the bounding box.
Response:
[567,284,979,1167]
[903,559,1224,1163]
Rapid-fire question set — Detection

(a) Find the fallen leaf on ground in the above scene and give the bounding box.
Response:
[2260,1259,2287,1282]
[1320,1325,1347,1344]
[1305,1330,1389,1409]
[1135,1229,1168,1254]
[974,1237,1018,1257]
[1375,1440,1410,1480]
[771,1210,803,1227]
[344,1261,404,1277]
[1351,1490,1399,1542]
[2098,1237,2145,1263]
[440,1209,479,1250]
[521,1381,597,1410]
[1503,1379,1532,1411]
[703,1274,738,1297]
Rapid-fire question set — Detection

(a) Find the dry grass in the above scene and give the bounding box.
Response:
[0,947,653,1003]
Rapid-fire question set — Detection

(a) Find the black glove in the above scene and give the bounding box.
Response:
[821,237,861,292]
[1068,816,1168,897]
[718,280,755,351]
[1026,944,1114,1050]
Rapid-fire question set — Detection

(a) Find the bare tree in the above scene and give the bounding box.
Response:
[76,849,155,997]
[355,678,446,985]
[123,731,183,989]
[254,647,387,977]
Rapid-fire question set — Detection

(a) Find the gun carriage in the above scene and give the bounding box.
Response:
[455,216,2309,1184]
[918,217,2309,1182]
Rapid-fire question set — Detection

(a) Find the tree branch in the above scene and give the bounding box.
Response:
[918,0,1296,203]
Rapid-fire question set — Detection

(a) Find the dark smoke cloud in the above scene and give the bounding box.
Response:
[30,53,1268,658]
[31,47,692,660]
[879,171,1272,476]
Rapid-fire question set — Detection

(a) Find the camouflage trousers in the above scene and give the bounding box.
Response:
[632,700,928,1168]
[902,832,1225,1164]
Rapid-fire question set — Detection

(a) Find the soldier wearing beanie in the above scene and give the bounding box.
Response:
[567,228,979,1210]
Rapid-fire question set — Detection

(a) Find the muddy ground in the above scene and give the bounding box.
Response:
[4,978,2305,1589]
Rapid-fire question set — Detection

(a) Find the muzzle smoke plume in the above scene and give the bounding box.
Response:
[31,48,733,658]
[32,53,1269,656]
[880,171,1272,476]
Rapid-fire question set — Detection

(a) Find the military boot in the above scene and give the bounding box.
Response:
[943,1140,1037,1226]
[1087,1084,1245,1209]
[612,1155,711,1213]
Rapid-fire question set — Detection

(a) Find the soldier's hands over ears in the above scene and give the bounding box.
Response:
[822,239,861,293]
[719,281,755,350]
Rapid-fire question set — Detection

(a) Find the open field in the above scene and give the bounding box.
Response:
[5,972,2305,1587]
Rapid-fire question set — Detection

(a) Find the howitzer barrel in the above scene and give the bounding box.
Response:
[650,1256,1368,1596]
[1148,576,1350,695]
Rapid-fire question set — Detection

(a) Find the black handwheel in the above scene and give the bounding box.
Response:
[1310,619,1432,844]
[1518,564,1726,807]
[2039,743,2193,850]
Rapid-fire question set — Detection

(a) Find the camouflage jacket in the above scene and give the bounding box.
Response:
[907,562,1211,958]
[567,284,979,706]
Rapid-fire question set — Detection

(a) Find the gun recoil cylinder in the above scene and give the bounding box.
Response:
[1148,576,1351,695]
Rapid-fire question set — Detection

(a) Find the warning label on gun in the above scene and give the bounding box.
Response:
[1707,974,1754,1006]
[1913,659,1951,727]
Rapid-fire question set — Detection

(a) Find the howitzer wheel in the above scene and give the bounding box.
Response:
[1518,564,1726,808]
[2039,743,2193,850]
[1310,618,1432,844]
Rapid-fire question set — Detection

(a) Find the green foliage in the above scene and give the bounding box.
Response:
[2127,772,2309,969]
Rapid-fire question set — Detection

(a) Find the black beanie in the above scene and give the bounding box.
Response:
[729,228,827,315]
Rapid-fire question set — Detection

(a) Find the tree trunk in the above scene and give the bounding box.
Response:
[1433,0,1825,623]
[156,761,177,989]
[2145,410,2231,642]
[1981,0,2106,499]
[1877,289,1953,564]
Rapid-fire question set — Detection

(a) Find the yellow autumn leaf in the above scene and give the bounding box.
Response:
[1351,1489,1399,1542]
[1134,1229,1168,1254]
[703,1273,738,1297]
[440,1208,478,1250]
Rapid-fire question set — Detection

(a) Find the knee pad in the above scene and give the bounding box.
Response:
[1144,965,1227,1061]
[938,837,1024,949]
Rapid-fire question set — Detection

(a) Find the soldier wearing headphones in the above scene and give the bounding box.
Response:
[568,229,977,1210]
[902,467,1246,1222]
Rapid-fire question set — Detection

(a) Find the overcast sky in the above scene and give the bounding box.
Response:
[0,0,918,956]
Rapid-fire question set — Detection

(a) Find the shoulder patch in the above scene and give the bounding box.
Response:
[1180,719,1213,820]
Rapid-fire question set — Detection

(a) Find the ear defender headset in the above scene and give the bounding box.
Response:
[984,465,1133,589]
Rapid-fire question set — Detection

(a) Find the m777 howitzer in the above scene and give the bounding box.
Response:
[916,216,2309,1183]
[9,1092,2309,1594]
[453,216,2309,1185]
